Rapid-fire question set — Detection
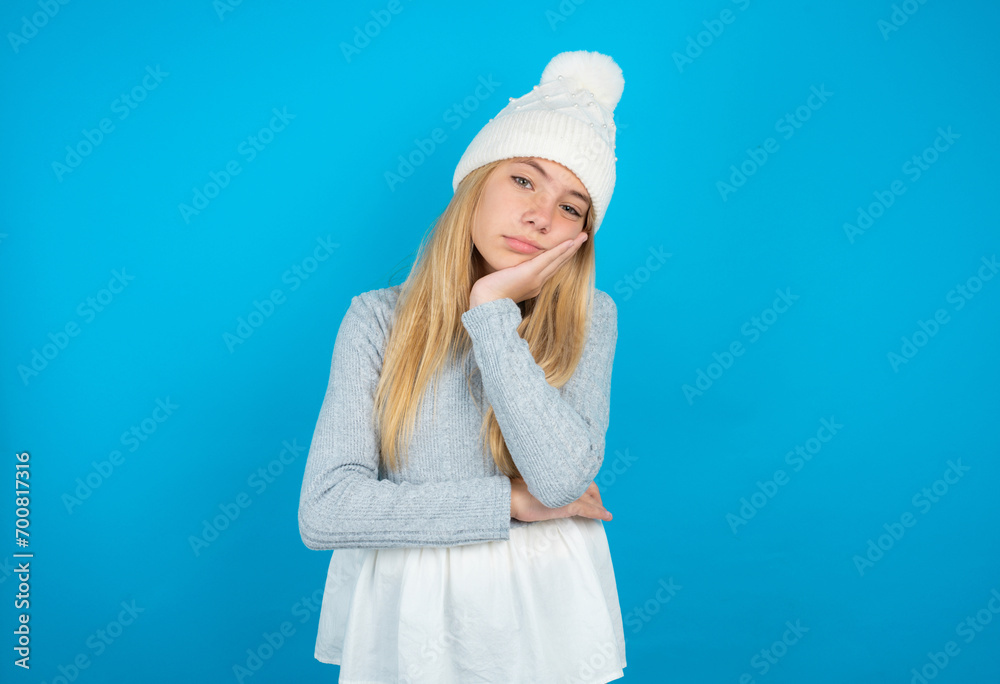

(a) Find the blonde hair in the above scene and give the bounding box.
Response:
[373,158,599,478]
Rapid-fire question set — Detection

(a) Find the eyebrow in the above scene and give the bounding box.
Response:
[514,160,591,207]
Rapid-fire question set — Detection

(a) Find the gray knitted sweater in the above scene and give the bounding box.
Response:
[298,283,618,550]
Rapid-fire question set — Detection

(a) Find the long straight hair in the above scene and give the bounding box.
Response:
[373,158,599,478]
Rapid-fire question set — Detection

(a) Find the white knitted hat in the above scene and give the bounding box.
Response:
[452,50,624,233]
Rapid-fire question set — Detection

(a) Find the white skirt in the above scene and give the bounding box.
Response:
[314,515,627,684]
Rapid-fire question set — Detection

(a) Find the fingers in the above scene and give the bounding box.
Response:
[525,233,587,280]
[589,483,610,519]
[572,485,612,521]
[588,481,603,506]
[513,475,612,523]
[579,502,612,521]
[536,234,587,280]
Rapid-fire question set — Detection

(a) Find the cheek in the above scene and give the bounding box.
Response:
[554,218,583,237]
[471,216,495,251]
[480,194,505,221]
[476,199,505,235]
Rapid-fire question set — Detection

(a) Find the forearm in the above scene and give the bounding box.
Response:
[461,294,617,508]
[477,342,603,507]
[299,467,512,550]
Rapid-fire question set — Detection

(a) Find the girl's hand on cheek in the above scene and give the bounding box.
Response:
[470,232,587,308]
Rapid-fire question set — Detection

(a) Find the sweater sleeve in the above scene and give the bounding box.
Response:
[298,292,512,550]
[460,290,618,509]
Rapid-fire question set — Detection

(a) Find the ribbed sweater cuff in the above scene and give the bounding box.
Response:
[460,297,522,341]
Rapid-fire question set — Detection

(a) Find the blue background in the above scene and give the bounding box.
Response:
[2,0,998,682]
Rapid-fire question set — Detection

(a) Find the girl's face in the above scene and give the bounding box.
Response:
[472,157,591,275]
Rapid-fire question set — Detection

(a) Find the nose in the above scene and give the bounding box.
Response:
[523,198,553,232]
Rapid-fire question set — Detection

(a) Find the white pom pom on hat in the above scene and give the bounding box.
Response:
[540,50,625,111]
[452,50,624,234]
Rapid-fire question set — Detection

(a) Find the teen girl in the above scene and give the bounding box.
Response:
[299,49,627,683]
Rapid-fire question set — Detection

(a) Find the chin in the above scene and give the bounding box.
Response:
[476,241,531,274]
[492,251,529,270]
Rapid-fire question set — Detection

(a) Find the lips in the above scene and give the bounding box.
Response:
[504,235,542,254]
